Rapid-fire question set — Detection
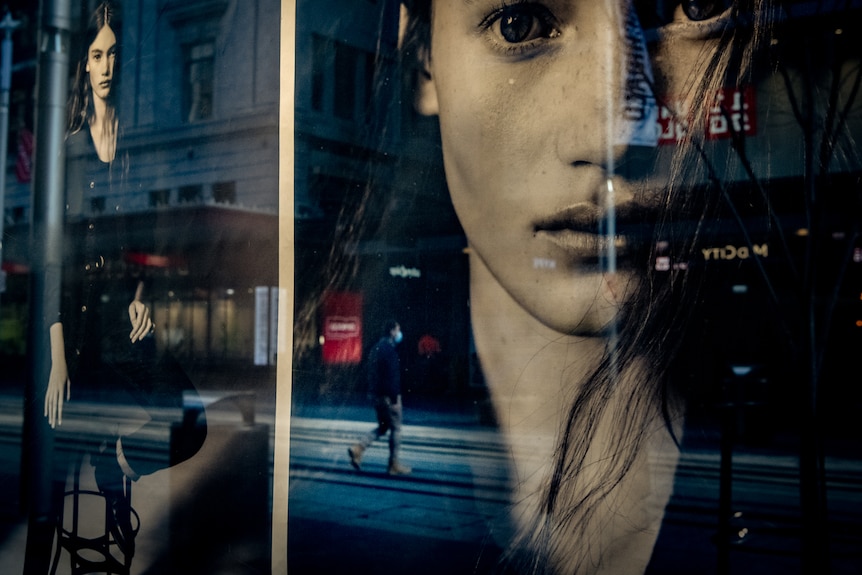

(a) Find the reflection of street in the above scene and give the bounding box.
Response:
[289,416,511,532]
[652,447,862,574]
[0,390,859,573]
[287,410,509,575]
[288,400,862,575]
[0,388,274,574]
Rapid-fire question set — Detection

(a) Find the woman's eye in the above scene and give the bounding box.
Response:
[680,0,732,22]
[633,0,732,29]
[482,3,560,46]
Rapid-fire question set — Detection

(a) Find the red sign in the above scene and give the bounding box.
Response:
[706,86,756,140]
[658,100,689,144]
[322,291,363,365]
[658,86,756,145]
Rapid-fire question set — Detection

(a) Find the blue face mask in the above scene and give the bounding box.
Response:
[394,331,403,344]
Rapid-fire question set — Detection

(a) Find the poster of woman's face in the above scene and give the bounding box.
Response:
[285,1,862,575]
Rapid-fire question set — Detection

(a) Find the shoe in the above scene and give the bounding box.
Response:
[387,461,411,476]
[348,444,364,471]
[92,447,136,558]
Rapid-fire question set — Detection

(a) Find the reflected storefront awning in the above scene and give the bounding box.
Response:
[2,205,278,290]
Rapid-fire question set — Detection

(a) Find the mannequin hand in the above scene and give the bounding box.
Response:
[44,358,71,428]
[128,300,154,343]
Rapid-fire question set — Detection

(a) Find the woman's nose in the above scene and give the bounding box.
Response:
[555,7,656,171]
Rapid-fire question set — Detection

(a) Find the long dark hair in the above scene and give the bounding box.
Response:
[67,1,121,136]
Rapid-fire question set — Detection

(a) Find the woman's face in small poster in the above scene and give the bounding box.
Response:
[87,23,117,102]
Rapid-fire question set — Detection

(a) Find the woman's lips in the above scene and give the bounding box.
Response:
[533,202,652,262]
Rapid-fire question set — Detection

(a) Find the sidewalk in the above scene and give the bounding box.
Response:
[0,380,859,574]
[290,396,862,575]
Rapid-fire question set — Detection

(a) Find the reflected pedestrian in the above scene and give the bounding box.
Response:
[348,320,411,476]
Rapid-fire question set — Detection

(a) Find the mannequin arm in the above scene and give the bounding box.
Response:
[44,322,71,428]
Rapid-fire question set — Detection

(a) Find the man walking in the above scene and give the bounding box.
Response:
[348,320,411,475]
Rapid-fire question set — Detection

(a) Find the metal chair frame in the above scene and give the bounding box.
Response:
[49,455,139,575]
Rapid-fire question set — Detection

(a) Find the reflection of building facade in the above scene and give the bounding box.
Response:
[294,0,469,394]
[1,0,279,366]
[292,0,474,396]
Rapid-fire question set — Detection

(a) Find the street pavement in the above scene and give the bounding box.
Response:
[287,410,510,575]
[288,396,862,575]
[0,387,859,574]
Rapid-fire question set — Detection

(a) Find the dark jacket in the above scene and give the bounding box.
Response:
[367,337,400,401]
[57,128,137,374]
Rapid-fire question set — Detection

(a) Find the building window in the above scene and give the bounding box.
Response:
[363,51,376,114]
[334,42,358,120]
[91,197,106,214]
[311,34,328,113]
[184,42,215,122]
[212,181,236,204]
[178,185,203,203]
[149,189,171,207]
[311,35,377,125]
[309,173,365,218]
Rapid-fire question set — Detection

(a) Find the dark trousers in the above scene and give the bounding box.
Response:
[357,395,403,463]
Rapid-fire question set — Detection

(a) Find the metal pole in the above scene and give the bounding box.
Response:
[22,0,71,572]
[0,12,21,308]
